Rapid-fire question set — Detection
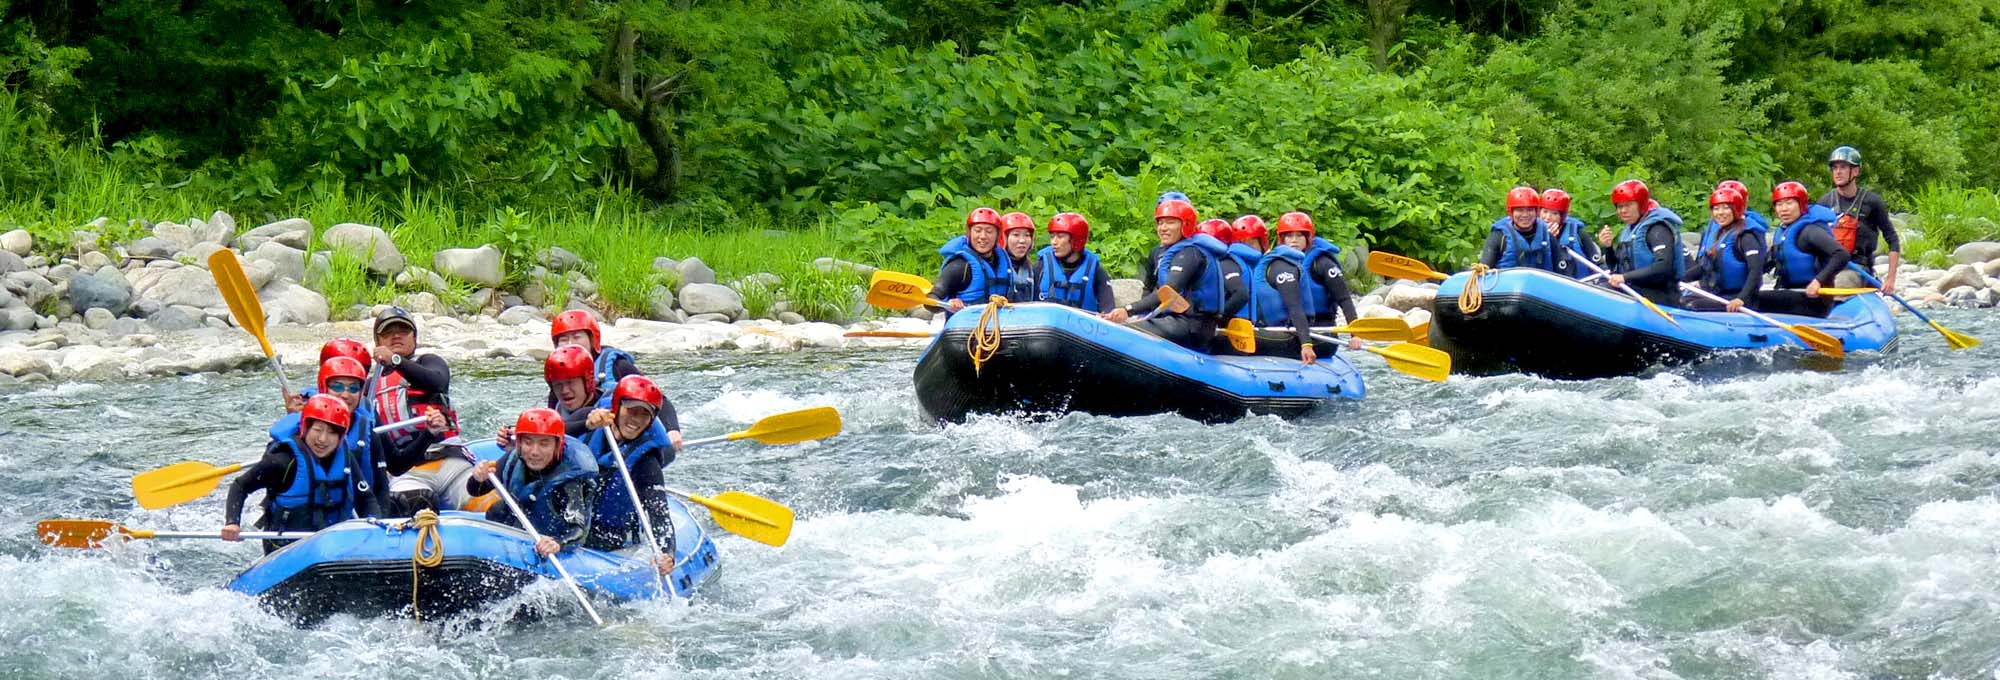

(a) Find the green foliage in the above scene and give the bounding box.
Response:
[314,246,393,314]
[1900,184,2000,268]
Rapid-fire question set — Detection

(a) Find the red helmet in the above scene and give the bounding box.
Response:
[1717,179,1748,196]
[999,211,1036,236]
[317,356,367,392]
[965,207,1003,230]
[319,338,371,368]
[515,407,566,440]
[612,375,665,413]
[551,309,602,352]
[1616,179,1648,206]
[1231,215,1268,246]
[1539,189,1572,213]
[1275,211,1315,238]
[1155,199,1198,237]
[1771,181,1811,206]
[300,393,353,436]
[1197,219,1234,243]
[1047,212,1091,250]
[544,345,595,384]
[1709,187,1747,210]
[1506,187,1541,210]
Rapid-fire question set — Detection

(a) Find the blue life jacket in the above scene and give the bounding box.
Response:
[937,236,1012,306]
[585,418,674,542]
[268,432,355,532]
[1614,206,1687,283]
[1225,243,1265,321]
[1745,209,1771,232]
[1489,217,1552,270]
[1006,254,1037,302]
[593,346,636,394]
[1696,218,1770,293]
[1550,217,1592,279]
[553,389,614,431]
[498,436,600,540]
[1774,204,1841,288]
[1248,237,1342,326]
[269,402,379,516]
[1154,234,1231,316]
[1035,246,1102,311]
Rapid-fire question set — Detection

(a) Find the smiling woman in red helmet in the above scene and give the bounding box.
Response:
[579,375,680,570]
[999,211,1041,302]
[1594,180,1687,307]
[929,207,1016,314]
[550,309,639,395]
[468,408,600,557]
[1682,186,1767,313]
[1035,212,1115,312]
[1537,188,1601,279]
[1479,187,1554,271]
[1759,180,1851,318]
[222,394,372,553]
[1244,211,1362,365]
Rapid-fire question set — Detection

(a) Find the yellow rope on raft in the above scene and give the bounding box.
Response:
[1458,264,1492,315]
[968,295,1012,376]
[405,509,444,621]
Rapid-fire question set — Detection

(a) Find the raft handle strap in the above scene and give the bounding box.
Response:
[968,295,1012,376]
[1458,264,1492,315]
[400,509,445,621]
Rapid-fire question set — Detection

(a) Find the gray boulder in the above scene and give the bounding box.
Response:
[127,237,179,259]
[187,242,228,265]
[262,281,330,325]
[1110,278,1143,309]
[201,211,236,244]
[1383,284,1438,312]
[153,221,198,250]
[1933,264,1986,294]
[434,244,505,287]
[238,218,312,252]
[1952,241,2000,265]
[0,229,31,256]
[778,311,807,324]
[497,305,544,325]
[396,266,450,292]
[130,298,162,318]
[520,278,549,307]
[67,269,133,316]
[1,307,39,332]
[679,283,745,317]
[132,266,224,309]
[539,246,584,272]
[566,271,598,298]
[812,256,877,276]
[676,257,716,287]
[0,250,24,275]
[646,285,676,321]
[398,291,443,315]
[3,271,55,308]
[71,230,101,254]
[652,257,679,272]
[83,307,115,330]
[147,305,202,331]
[79,251,113,269]
[246,241,307,284]
[321,223,405,275]
[687,313,732,324]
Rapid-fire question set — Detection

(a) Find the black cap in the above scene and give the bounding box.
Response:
[374,306,416,337]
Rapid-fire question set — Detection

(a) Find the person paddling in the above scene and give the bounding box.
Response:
[467,408,600,558]
[581,376,681,570]
[1246,211,1362,365]
[1761,181,1851,318]
[550,310,639,399]
[930,207,1013,315]
[1035,212,1115,312]
[1596,179,1686,307]
[222,394,372,553]
[1101,196,1240,350]
[1682,186,1766,312]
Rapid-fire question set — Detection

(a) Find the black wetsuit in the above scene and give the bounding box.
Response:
[1761,225,1851,318]
[1682,227,1767,311]
[1817,188,1898,266]
[465,466,597,550]
[1127,245,1249,350]
[226,442,379,553]
[1603,221,1685,306]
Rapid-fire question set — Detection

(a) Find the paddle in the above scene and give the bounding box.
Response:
[1139,284,1192,320]
[602,430,669,596]
[1213,317,1257,353]
[130,417,428,510]
[680,406,842,448]
[1364,342,1451,382]
[1847,268,1978,350]
[1409,321,1431,346]
[866,271,949,311]
[1818,287,1879,296]
[209,249,291,398]
[1561,249,1682,327]
[1257,317,1414,342]
[488,481,604,626]
[37,518,314,549]
[1678,283,1845,358]
[1365,251,1450,282]
[661,487,795,548]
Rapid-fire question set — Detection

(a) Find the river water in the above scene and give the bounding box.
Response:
[3,311,1998,679]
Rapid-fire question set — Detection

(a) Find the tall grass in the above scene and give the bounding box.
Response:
[1900,184,2000,268]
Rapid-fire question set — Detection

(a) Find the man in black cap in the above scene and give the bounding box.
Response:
[369,306,471,514]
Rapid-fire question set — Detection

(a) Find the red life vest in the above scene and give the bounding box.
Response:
[374,365,460,439]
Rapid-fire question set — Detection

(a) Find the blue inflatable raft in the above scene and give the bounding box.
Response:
[913,302,1365,423]
[1429,268,1899,378]
[227,440,720,625]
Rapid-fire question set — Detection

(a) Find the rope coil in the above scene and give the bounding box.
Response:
[1458,264,1492,315]
[967,295,1012,376]
[403,509,444,620]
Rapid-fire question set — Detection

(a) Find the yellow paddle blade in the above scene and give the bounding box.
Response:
[866,270,945,310]
[1366,251,1450,282]
[1817,287,1878,296]
[1633,294,1681,328]
[1218,318,1257,353]
[728,406,843,445]
[1365,342,1451,382]
[1153,284,1191,315]
[1408,321,1432,346]
[842,330,936,339]
[208,249,273,357]
[131,460,245,510]
[37,519,135,549]
[1328,317,1414,342]
[1933,319,1981,350]
[1784,323,1846,359]
[687,491,795,547]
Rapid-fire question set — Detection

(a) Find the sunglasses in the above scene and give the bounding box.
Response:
[325,381,364,394]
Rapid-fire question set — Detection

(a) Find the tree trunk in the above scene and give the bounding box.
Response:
[1366,0,1414,72]
[584,19,684,202]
